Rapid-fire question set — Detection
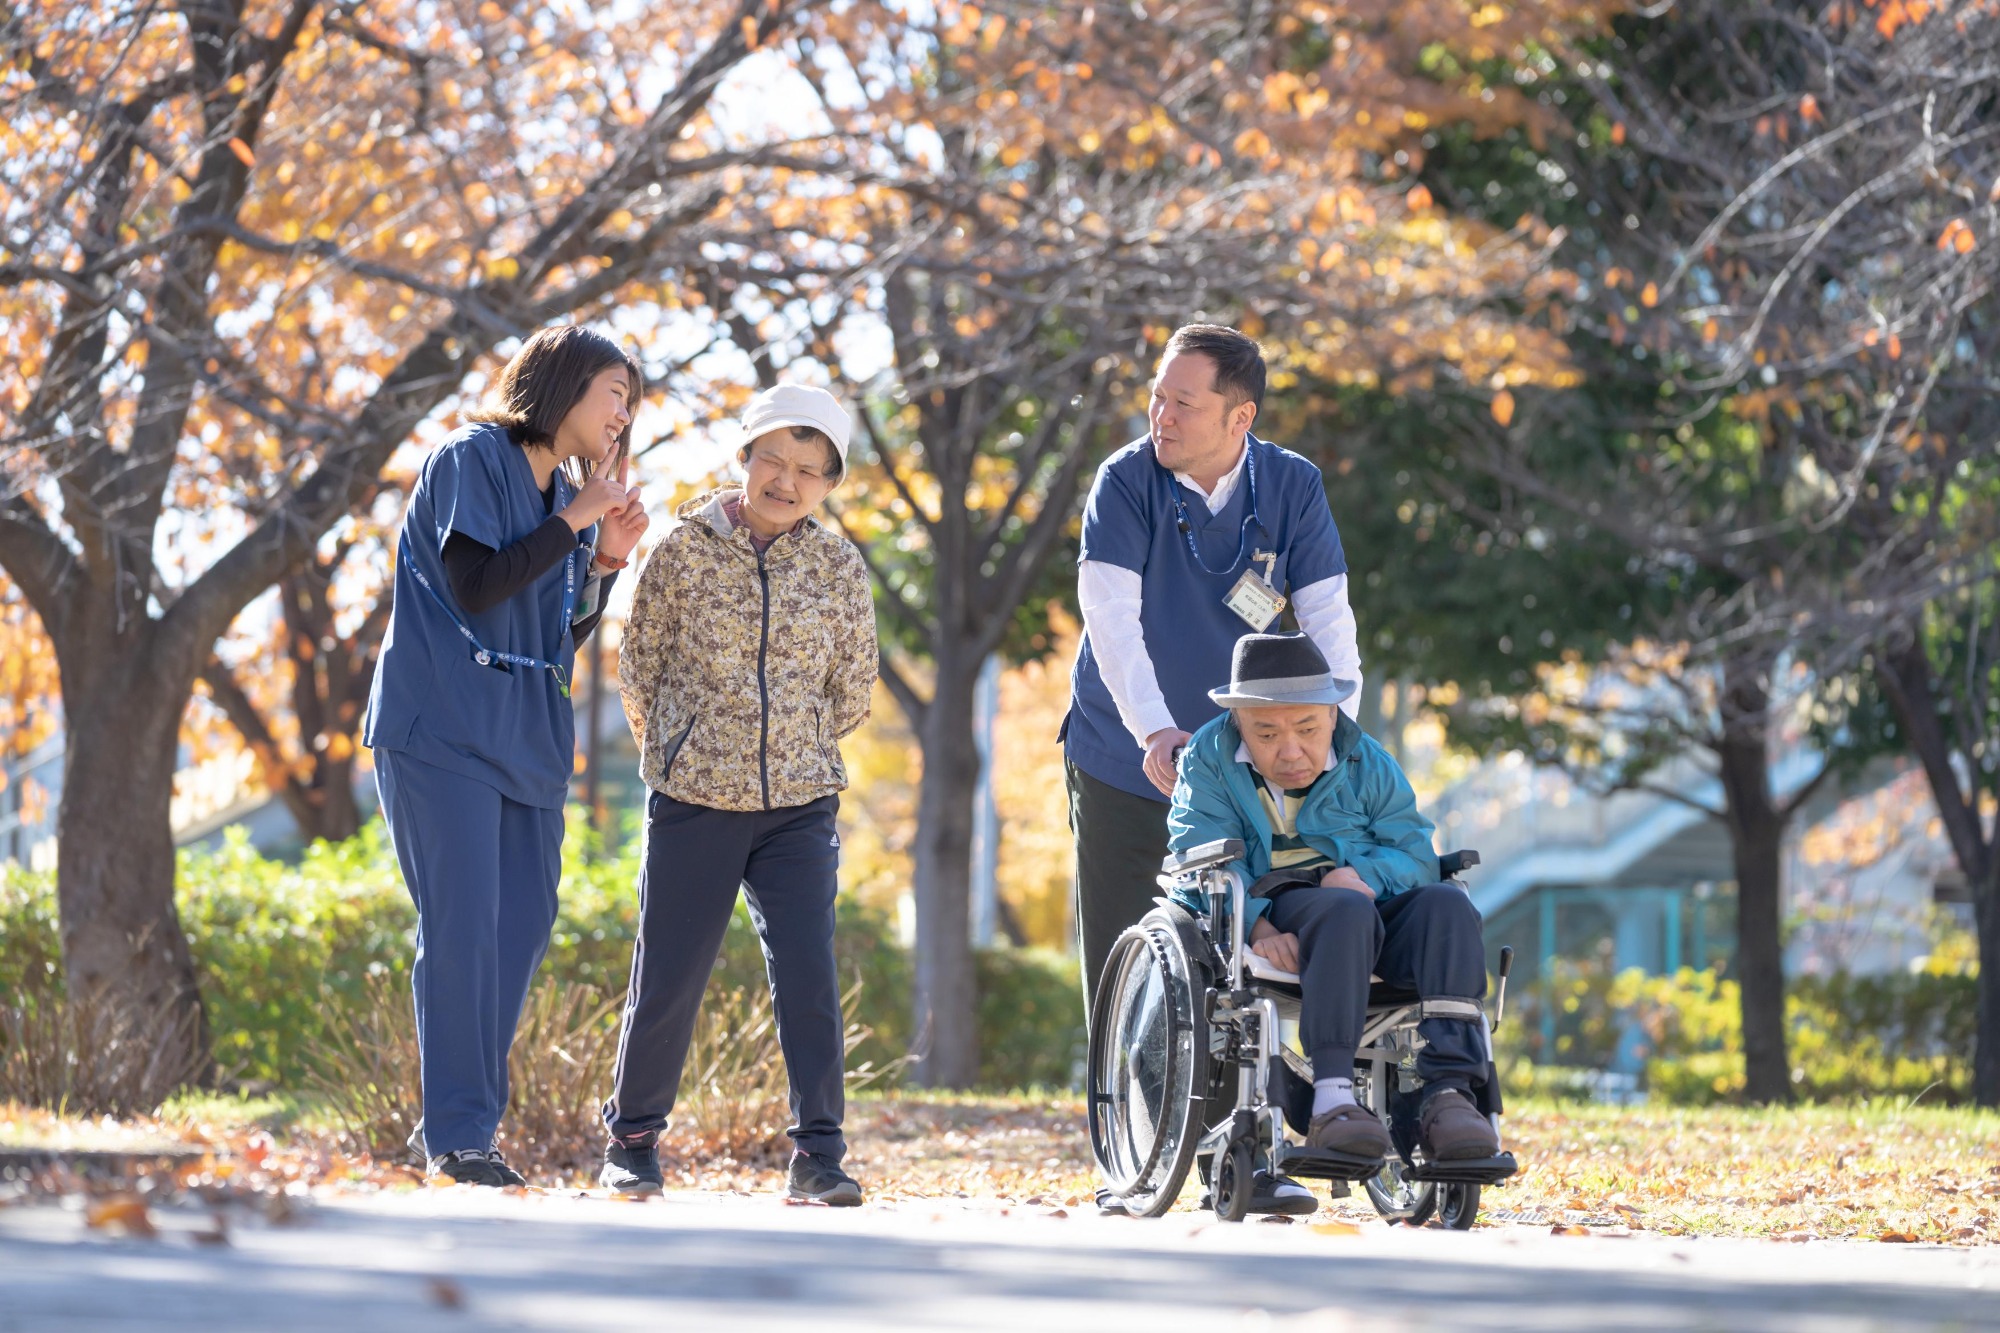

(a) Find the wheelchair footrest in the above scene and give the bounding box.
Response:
[1406,1151,1518,1185]
[1274,1144,1385,1183]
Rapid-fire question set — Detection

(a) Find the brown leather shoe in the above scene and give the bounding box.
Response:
[1305,1103,1392,1159]
[1419,1088,1500,1160]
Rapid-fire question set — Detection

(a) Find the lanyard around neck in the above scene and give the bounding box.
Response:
[1168,437,1262,577]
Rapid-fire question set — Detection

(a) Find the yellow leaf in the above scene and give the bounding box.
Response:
[485,256,520,279]
[1406,184,1433,211]
[1887,334,1902,360]
[1233,127,1270,158]
[740,16,759,48]
[1491,389,1516,427]
[1640,282,1659,308]
[227,138,255,168]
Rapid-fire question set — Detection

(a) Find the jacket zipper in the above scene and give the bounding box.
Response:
[756,548,772,810]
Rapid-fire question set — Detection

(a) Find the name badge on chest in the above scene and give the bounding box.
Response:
[572,571,602,625]
[1224,565,1286,631]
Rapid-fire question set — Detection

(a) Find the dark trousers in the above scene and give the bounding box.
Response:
[602,791,846,1160]
[375,748,563,1158]
[1264,882,1489,1096]
[1065,757,1172,1024]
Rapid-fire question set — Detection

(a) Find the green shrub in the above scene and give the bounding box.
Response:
[1,819,1083,1095]
[1498,959,1978,1105]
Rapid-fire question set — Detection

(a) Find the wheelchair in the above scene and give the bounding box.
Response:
[1087,839,1518,1227]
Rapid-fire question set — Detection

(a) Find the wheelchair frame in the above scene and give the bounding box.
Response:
[1088,838,1518,1227]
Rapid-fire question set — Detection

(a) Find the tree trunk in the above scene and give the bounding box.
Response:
[54,636,209,1100]
[909,658,984,1088]
[1976,869,2000,1106]
[284,751,363,844]
[1714,661,1792,1104]
[1873,638,2000,1107]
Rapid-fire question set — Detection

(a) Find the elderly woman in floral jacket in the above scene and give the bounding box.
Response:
[599,384,879,1205]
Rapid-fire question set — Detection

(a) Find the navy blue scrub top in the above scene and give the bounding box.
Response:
[364,423,595,810]
[1064,433,1347,802]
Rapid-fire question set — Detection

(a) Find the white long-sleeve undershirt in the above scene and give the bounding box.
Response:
[1078,561,1364,749]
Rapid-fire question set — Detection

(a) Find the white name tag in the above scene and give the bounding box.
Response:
[1224,570,1286,631]
[573,573,603,625]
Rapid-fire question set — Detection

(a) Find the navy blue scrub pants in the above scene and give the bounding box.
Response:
[1263,882,1488,1097]
[375,748,563,1158]
[602,791,846,1161]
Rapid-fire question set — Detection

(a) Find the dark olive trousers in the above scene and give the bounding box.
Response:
[1066,757,1172,1026]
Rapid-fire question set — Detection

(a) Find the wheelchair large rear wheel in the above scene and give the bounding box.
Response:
[1087,908,1210,1218]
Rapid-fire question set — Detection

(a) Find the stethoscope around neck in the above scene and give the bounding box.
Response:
[1165,433,1268,578]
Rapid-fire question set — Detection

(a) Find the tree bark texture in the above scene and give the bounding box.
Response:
[909,657,984,1088]
[1874,639,2000,1106]
[53,623,209,1092]
[1714,660,1792,1105]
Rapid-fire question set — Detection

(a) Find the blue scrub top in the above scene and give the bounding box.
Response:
[1064,433,1347,803]
[363,423,595,810]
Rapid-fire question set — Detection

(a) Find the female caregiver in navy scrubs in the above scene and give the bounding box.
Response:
[364,325,649,1186]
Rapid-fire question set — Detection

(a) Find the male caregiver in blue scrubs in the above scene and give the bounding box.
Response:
[1065,323,1363,1017]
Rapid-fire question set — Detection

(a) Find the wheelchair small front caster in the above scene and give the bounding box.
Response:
[1437,1182,1480,1230]
[1212,1140,1255,1223]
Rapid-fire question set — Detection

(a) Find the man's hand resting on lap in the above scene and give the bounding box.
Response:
[1248,919,1300,973]
[1321,866,1374,897]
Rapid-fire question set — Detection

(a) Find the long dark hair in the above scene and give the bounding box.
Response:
[469,325,642,487]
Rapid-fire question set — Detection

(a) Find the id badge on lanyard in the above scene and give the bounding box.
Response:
[1224,549,1285,631]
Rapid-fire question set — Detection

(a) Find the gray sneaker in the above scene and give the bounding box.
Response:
[427,1148,508,1187]
[600,1131,664,1196]
[787,1151,862,1206]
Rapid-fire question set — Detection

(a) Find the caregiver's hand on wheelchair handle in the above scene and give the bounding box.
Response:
[1248,919,1300,973]
[1320,866,1374,897]
[1143,727,1194,796]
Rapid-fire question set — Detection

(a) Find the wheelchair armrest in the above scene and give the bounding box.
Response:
[1160,838,1246,876]
[1439,849,1480,878]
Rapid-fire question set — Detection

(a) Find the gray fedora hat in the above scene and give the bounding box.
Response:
[1207,631,1358,709]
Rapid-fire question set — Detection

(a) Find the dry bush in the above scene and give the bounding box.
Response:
[492,981,624,1180]
[303,969,422,1161]
[668,980,894,1168]
[0,984,204,1117]
[307,969,894,1180]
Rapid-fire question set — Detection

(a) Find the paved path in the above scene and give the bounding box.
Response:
[1,1188,1993,1331]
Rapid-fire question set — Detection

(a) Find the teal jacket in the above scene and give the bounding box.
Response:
[1165,710,1441,926]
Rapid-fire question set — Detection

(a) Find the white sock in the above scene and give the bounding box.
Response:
[1312,1077,1357,1116]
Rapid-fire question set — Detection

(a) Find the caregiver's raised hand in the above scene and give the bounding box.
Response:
[594,456,648,562]
[560,468,634,533]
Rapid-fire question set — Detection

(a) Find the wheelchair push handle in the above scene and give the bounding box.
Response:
[1492,945,1513,1032]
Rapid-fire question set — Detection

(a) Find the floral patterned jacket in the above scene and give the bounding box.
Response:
[618,488,878,812]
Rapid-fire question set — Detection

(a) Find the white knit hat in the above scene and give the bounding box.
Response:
[739,384,852,479]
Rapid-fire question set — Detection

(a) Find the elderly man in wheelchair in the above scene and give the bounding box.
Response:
[1088,631,1517,1226]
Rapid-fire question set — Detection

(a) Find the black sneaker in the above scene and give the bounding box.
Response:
[486,1148,527,1188]
[427,1148,508,1187]
[787,1151,862,1206]
[1248,1171,1319,1216]
[600,1131,664,1196]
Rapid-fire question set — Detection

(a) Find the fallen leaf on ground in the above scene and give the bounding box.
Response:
[84,1196,155,1237]
[1550,1223,1589,1236]
[1311,1220,1360,1236]
[425,1277,464,1309]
